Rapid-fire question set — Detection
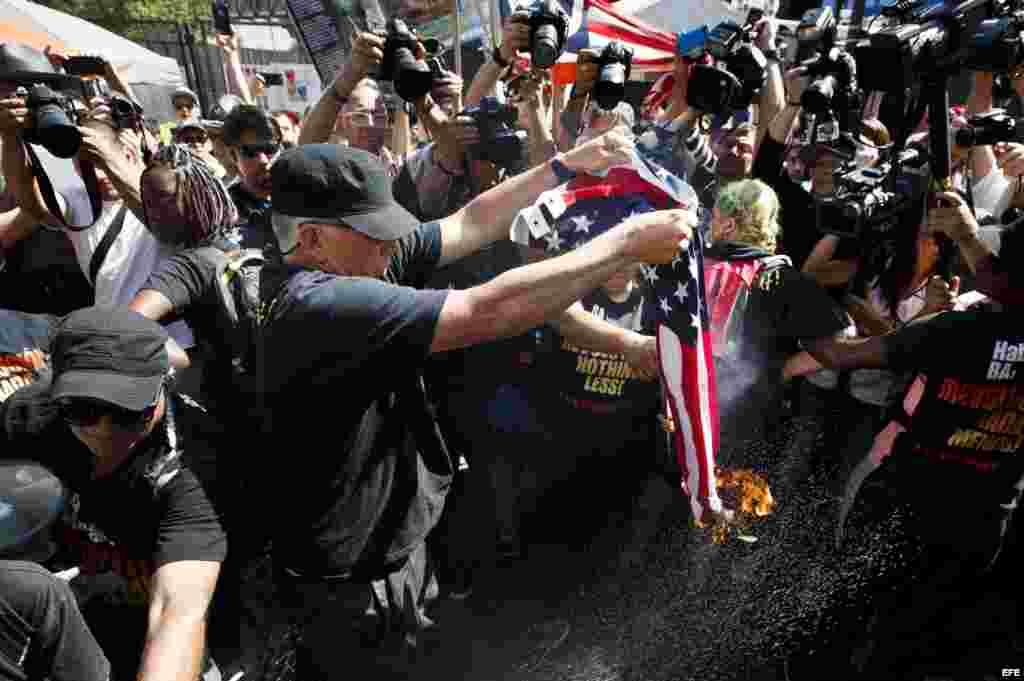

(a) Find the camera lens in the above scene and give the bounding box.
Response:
[595,62,627,110]
[35,103,81,158]
[801,75,835,116]
[392,46,434,102]
[532,22,560,69]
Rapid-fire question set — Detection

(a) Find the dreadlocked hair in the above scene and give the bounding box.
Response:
[144,144,239,247]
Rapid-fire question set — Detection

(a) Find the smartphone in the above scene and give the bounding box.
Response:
[64,56,107,77]
[676,26,708,60]
[261,72,285,86]
[212,0,234,36]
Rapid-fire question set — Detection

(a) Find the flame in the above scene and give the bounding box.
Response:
[716,468,776,518]
[699,468,777,545]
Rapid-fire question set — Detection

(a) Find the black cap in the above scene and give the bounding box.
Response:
[0,43,78,90]
[271,144,419,249]
[50,307,169,412]
[0,461,65,560]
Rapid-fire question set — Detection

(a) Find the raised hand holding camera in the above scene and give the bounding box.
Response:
[334,32,385,100]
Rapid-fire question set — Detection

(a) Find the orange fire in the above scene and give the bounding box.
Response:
[698,468,776,545]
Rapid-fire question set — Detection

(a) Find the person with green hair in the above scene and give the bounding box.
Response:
[703,178,848,465]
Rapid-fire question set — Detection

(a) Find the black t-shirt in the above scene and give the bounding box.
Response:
[140,240,253,416]
[882,310,1024,554]
[260,221,448,577]
[227,182,276,253]
[703,242,848,450]
[0,310,55,404]
[751,135,821,270]
[542,286,660,420]
[0,380,227,597]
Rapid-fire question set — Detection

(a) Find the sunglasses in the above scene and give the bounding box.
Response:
[177,133,208,145]
[59,388,161,431]
[239,142,281,160]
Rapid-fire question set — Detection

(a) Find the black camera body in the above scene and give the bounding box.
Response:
[796,6,838,63]
[816,147,926,240]
[525,0,569,69]
[816,166,908,239]
[853,0,1023,94]
[463,96,527,169]
[109,94,144,132]
[593,41,634,111]
[379,18,434,102]
[16,84,81,159]
[955,109,1024,146]
[687,16,767,116]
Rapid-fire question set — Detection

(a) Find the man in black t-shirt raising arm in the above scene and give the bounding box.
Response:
[0,307,226,681]
[260,137,696,677]
[791,239,1024,675]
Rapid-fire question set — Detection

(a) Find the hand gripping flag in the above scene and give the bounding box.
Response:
[514,151,723,524]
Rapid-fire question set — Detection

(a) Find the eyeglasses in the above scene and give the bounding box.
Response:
[59,388,161,431]
[239,142,281,160]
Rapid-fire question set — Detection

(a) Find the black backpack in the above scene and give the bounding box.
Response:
[198,246,265,391]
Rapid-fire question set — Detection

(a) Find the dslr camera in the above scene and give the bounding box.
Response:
[593,41,634,111]
[379,18,434,102]
[463,96,528,170]
[15,84,81,159]
[109,94,144,132]
[521,0,570,69]
[955,109,1024,146]
[686,11,768,116]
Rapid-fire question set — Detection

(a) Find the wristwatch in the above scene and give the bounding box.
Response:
[493,45,511,69]
[550,157,578,183]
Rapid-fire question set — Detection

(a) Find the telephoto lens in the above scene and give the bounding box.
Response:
[594,42,633,111]
[21,85,81,158]
[532,22,560,68]
[383,19,434,102]
[528,0,569,69]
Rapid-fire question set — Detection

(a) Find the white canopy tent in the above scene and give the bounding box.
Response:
[0,0,184,87]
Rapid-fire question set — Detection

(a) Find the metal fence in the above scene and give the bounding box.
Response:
[133,16,314,119]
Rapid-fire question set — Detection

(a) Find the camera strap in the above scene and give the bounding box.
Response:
[88,204,128,289]
[22,141,103,233]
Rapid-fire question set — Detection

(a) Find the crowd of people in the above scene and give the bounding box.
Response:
[0,7,1021,681]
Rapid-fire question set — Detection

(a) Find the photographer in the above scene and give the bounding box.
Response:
[752,67,889,269]
[639,16,785,207]
[960,71,1024,221]
[258,129,690,676]
[464,9,531,108]
[0,50,193,351]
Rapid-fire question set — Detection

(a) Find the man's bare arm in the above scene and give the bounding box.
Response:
[137,560,219,681]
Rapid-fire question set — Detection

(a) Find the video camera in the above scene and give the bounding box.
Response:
[593,41,634,111]
[853,0,1024,94]
[815,147,926,239]
[379,18,434,102]
[956,109,1024,145]
[793,7,863,147]
[16,84,81,159]
[686,10,768,116]
[463,96,528,170]
[521,0,570,69]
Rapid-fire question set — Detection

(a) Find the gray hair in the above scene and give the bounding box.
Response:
[271,212,305,256]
